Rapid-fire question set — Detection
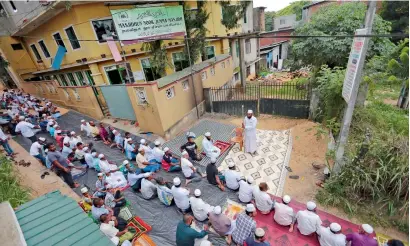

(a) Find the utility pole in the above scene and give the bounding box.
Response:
[238,37,247,87]
[334,1,377,173]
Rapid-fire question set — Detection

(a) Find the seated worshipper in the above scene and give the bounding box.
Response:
[180,132,202,161]
[162,147,182,172]
[244,228,270,246]
[202,132,221,159]
[94,173,107,198]
[273,195,294,227]
[140,172,163,200]
[123,132,131,150]
[55,130,64,148]
[171,177,191,213]
[208,206,236,244]
[62,140,73,158]
[108,126,116,143]
[136,148,161,172]
[15,116,40,143]
[80,119,91,137]
[46,120,55,133]
[346,224,378,246]
[181,151,206,186]
[105,171,128,189]
[80,187,95,212]
[44,149,52,169]
[98,123,111,145]
[39,115,48,132]
[224,162,242,191]
[91,151,101,170]
[206,157,225,191]
[67,153,87,179]
[231,204,257,246]
[110,130,124,151]
[75,142,87,164]
[69,131,82,149]
[91,197,115,219]
[84,147,95,168]
[238,176,255,203]
[125,138,137,161]
[317,222,346,246]
[190,189,214,222]
[156,177,174,206]
[139,139,154,162]
[98,154,120,173]
[253,182,274,214]
[128,169,146,192]
[89,121,100,139]
[151,140,164,163]
[105,184,126,211]
[289,201,322,235]
[46,143,79,188]
[176,214,209,246]
[99,214,133,246]
[49,123,57,137]
[29,137,46,166]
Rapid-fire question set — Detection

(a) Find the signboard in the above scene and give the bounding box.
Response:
[111,6,186,45]
[342,28,367,103]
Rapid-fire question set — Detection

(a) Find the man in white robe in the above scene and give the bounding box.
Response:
[105,171,127,188]
[202,132,220,159]
[98,154,120,173]
[243,109,257,154]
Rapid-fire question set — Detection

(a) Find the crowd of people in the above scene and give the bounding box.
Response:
[0,89,405,246]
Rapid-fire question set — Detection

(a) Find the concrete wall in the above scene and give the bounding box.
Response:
[273,14,296,31]
[253,7,266,32]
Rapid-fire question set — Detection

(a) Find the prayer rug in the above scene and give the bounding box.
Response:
[132,234,156,246]
[127,216,152,240]
[222,199,245,220]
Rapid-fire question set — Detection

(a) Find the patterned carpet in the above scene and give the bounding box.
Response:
[219,129,292,196]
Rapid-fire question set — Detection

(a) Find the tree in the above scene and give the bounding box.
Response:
[290,2,394,69]
[380,1,409,43]
[387,39,409,108]
[219,1,251,31]
[275,1,311,21]
[264,11,275,31]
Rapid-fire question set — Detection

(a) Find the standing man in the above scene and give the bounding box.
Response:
[346,224,378,246]
[242,110,257,154]
[176,214,209,246]
[30,137,46,166]
[45,143,79,188]
[15,116,40,142]
[0,126,16,157]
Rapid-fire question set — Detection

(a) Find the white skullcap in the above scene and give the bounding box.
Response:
[143,173,151,178]
[204,132,211,137]
[42,114,47,117]
[228,162,235,168]
[307,201,316,211]
[330,223,341,233]
[63,140,69,144]
[138,147,144,152]
[83,147,89,152]
[214,206,222,215]
[173,177,181,186]
[92,152,97,157]
[246,203,256,212]
[181,150,188,156]
[247,176,254,184]
[44,149,48,153]
[210,157,217,163]
[106,184,113,189]
[164,147,170,152]
[81,119,85,122]
[19,116,25,120]
[199,241,211,246]
[127,138,132,142]
[154,140,160,145]
[56,130,62,133]
[247,109,253,114]
[53,124,59,128]
[361,224,373,234]
[194,189,201,196]
[81,187,88,193]
[70,131,76,135]
[98,154,104,159]
[97,173,103,177]
[38,137,46,142]
[123,160,129,165]
[283,195,291,204]
[255,228,265,237]
[112,130,118,134]
[68,162,75,167]
[140,139,146,144]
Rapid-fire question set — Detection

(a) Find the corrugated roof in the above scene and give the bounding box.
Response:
[156,54,231,88]
[15,190,113,246]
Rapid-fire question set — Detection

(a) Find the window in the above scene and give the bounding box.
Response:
[30,44,41,61]
[38,40,50,58]
[75,71,87,85]
[202,46,215,61]
[280,19,286,25]
[85,70,95,85]
[234,72,239,81]
[72,88,80,100]
[44,75,51,80]
[245,39,251,54]
[9,1,17,12]
[243,7,247,23]
[58,74,68,86]
[165,87,175,99]
[201,71,207,81]
[141,58,161,82]
[246,66,250,77]
[53,33,66,48]
[221,62,225,69]
[65,26,81,49]
[182,80,189,91]
[66,73,78,86]
[210,67,215,76]
[135,87,148,105]
[11,43,23,50]
[172,52,189,72]
[235,40,239,57]
[91,18,117,43]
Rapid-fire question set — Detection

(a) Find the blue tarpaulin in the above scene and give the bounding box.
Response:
[51,45,66,70]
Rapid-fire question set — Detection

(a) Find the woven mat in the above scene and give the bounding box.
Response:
[132,234,156,246]
[127,216,152,240]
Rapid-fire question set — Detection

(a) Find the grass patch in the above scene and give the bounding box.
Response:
[370,83,402,102]
[244,77,310,99]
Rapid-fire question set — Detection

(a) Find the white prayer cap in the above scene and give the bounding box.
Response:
[81,119,85,122]
[228,162,235,168]
[247,109,253,114]
[143,173,151,178]
[255,228,265,237]
[83,147,89,152]
[210,157,217,163]
[92,152,97,157]
[68,162,75,167]
[127,138,133,142]
[44,149,48,153]
[56,130,62,133]
[97,173,103,177]
[70,131,76,135]
[282,195,291,204]
[138,147,144,152]
[63,140,69,144]
[247,176,254,184]
[140,139,146,144]
[106,184,113,189]
[112,130,118,134]
[47,116,52,119]
[123,160,129,165]
[361,224,373,234]
[98,154,105,159]
[307,201,316,211]
[194,189,201,197]
[173,177,181,186]
[164,147,170,152]
[199,241,211,246]
[214,206,222,215]
[330,223,341,233]
[204,132,211,137]
[81,187,88,193]
[181,150,188,156]
[19,116,25,121]
[154,140,160,146]
[42,114,47,117]
[38,137,46,142]
[246,203,256,212]
[53,124,59,128]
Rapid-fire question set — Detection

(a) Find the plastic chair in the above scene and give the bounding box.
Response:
[230,127,244,151]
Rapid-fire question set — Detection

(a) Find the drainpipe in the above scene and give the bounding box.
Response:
[185,35,199,119]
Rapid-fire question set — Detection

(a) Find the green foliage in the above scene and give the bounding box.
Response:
[380,1,409,43]
[264,11,275,31]
[142,40,169,77]
[0,156,29,208]
[276,1,310,21]
[0,55,9,69]
[290,2,394,69]
[220,1,251,30]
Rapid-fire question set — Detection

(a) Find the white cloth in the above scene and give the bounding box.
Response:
[62,145,73,158]
[189,197,213,221]
[0,128,8,141]
[126,144,135,160]
[15,121,35,138]
[29,141,42,156]
[181,157,194,178]
[128,172,145,186]
[238,180,254,203]
[141,178,157,199]
[171,186,190,210]
[243,116,257,153]
[63,136,70,144]
[152,147,164,162]
[105,172,127,188]
[46,121,54,132]
[253,189,273,213]
[81,123,91,136]
[295,210,322,235]
[136,153,147,169]
[274,203,294,226]
[84,153,94,168]
[99,160,119,173]
[69,136,82,149]
[317,226,347,246]
[202,138,220,159]
[141,145,154,161]
[75,148,85,159]
[100,222,119,241]
[224,170,241,190]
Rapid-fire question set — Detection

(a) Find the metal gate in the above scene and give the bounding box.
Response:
[99,85,136,120]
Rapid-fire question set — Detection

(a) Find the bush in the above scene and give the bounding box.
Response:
[0,156,29,208]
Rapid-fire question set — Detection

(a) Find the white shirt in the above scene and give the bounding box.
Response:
[136,153,147,168]
[295,210,322,235]
[69,136,82,149]
[152,147,164,162]
[99,160,118,173]
[100,222,119,239]
[62,145,73,158]
[189,197,213,221]
[224,170,241,190]
[126,144,135,160]
[141,178,157,199]
[181,157,194,178]
[63,136,70,144]
[317,226,346,246]
[15,121,35,138]
[75,148,85,159]
[30,141,42,156]
[81,123,90,133]
[141,144,153,161]
[202,138,215,156]
[253,189,273,213]
[171,186,190,210]
[84,153,94,168]
[238,180,254,203]
[128,172,146,186]
[0,128,8,141]
[274,202,294,226]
